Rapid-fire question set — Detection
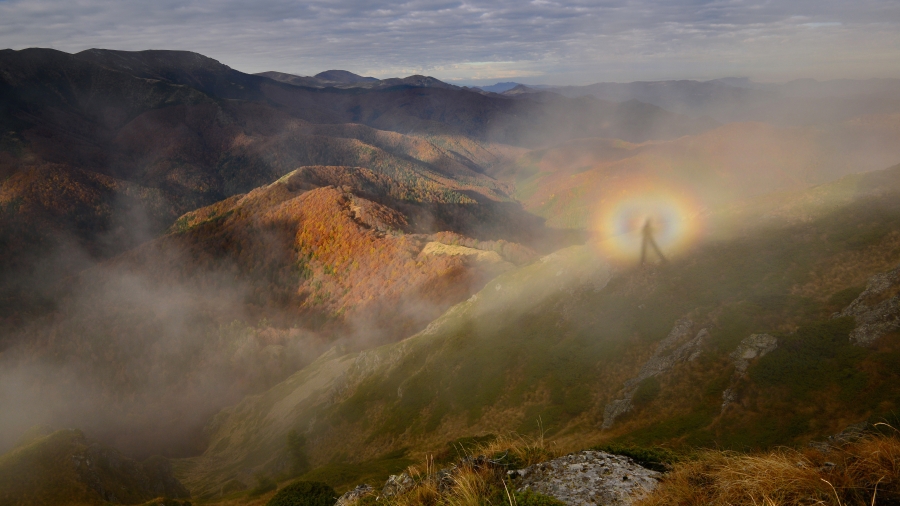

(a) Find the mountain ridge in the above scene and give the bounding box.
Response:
[178,163,900,497]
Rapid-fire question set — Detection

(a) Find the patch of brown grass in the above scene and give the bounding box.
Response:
[638,430,900,505]
[343,431,560,506]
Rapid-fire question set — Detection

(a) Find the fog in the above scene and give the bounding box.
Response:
[0,218,319,456]
[1,52,900,466]
[0,180,515,458]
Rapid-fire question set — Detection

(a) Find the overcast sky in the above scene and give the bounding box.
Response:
[1,0,898,85]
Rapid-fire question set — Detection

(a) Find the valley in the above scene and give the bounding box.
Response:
[1,47,899,506]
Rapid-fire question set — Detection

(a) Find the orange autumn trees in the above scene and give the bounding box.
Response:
[129,165,536,340]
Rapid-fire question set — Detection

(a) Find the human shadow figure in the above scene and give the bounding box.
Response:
[640,218,668,266]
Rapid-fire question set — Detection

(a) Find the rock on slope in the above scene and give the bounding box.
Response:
[511,451,660,506]
[837,263,900,345]
[177,163,900,497]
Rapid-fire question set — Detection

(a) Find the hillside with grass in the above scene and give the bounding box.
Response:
[178,163,900,498]
[0,428,189,506]
[0,47,713,314]
[0,159,554,459]
[4,47,900,506]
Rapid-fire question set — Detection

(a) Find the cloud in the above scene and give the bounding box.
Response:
[0,1,898,88]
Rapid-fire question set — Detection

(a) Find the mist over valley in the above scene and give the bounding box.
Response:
[2,4,900,503]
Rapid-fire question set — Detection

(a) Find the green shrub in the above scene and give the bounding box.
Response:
[485,485,566,506]
[249,474,277,496]
[489,450,526,470]
[827,285,865,310]
[632,377,661,407]
[287,429,310,475]
[266,481,336,506]
[591,444,677,472]
[750,317,865,398]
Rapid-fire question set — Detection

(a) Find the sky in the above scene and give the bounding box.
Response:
[0,0,899,85]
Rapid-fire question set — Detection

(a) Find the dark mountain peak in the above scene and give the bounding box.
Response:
[501,84,537,95]
[256,69,456,91]
[314,69,378,84]
[1,47,68,59]
[382,74,458,90]
[75,48,228,75]
[73,47,266,100]
[255,70,324,88]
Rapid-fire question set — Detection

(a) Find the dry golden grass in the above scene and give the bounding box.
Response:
[478,431,558,468]
[341,431,560,506]
[638,430,900,506]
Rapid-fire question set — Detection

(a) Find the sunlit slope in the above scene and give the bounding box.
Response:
[154,165,533,331]
[182,164,900,496]
[1,164,540,458]
[0,48,525,310]
[179,245,611,495]
[508,121,900,230]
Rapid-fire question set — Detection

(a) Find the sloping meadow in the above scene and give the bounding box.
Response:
[180,164,900,497]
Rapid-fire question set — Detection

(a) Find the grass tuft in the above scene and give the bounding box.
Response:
[637,432,900,506]
[340,432,561,506]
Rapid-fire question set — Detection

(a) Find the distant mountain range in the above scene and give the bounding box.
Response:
[2,46,900,505]
[182,163,900,497]
[256,69,459,91]
[0,47,712,310]
[0,47,713,458]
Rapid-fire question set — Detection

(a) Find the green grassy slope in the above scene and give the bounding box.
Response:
[0,429,188,506]
[181,164,900,497]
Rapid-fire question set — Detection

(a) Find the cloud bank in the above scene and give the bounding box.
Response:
[0,2,899,97]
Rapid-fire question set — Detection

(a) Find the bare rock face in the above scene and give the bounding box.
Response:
[381,472,415,497]
[509,451,660,506]
[721,333,778,411]
[730,333,778,373]
[336,484,375,506]
[601,319,708,429]
[837,264,900,346]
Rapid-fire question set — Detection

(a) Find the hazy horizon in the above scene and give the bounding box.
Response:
[1,1,899,85]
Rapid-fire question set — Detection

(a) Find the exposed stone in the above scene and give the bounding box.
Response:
[335,484,374,506]
[721,388,737,411]
[808,421,871,453]
[721,333,778,412]
[837,264,900,346]
[730,333,778,373]
[602,319,708,429]
[381,472,415,498]
[602,399,634,429]
[848,296,900,346]
[509,451,660,506]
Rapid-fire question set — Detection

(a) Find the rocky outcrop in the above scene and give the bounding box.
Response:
[335,484,375,506]
[836,264,900,346]
[509,451,660,506]
[721,333,778,411]
[807,421,871,453]
[602,319,708,429]
[338,450,659,506]
[381,472,416,497]
[730,333,778,373]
